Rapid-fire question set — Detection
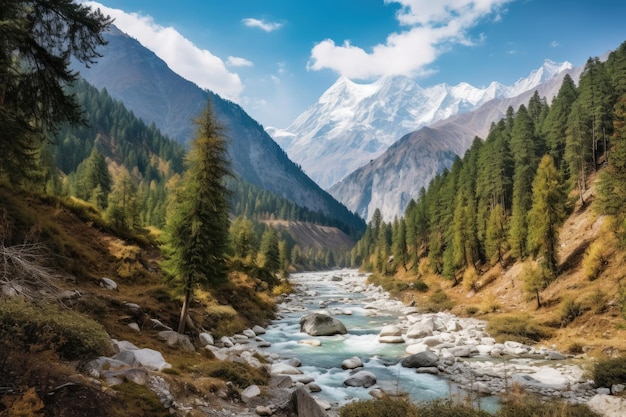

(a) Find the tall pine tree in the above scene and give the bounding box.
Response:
[163,100,232,334]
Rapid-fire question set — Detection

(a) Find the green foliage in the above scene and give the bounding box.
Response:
[559,297,583,326]
[527,155,566,278]
[426,290,455,312]
[592,356,626,390]
[497,395,600,417]
[162,100,232,333]
[486,314,552,344]
[0,0,112,181]
[582,239,609,280]
[0,298,111,360]
[206,360,269,389]
[339,397,420,417]
[112,382,169,417]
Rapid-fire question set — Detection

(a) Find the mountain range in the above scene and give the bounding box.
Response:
[269,60,573,190]
[72,26,364,233]
[328,64,584,221]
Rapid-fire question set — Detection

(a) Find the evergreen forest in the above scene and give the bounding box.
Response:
[351,42,626,305]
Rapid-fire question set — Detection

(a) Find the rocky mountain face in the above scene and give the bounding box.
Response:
[328,65,584,222]
[73,26,364,232]
[270,60,573,189]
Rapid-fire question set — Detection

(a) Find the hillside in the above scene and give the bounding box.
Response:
[387,173,626,356]
[72,26,364,234]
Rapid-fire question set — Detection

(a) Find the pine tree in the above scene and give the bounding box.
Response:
[509,105,538,259]
[527,155,566,279]
[258,227,280,274]
[84,147,112,209]
[106,166,140,231]
[543,74,578,171]
[163,100,232,334]
[0,0,111,181]
[485,203,508,266]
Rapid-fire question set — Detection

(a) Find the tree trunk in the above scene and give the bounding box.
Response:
[177,288,192,334]
[535,289,542,309]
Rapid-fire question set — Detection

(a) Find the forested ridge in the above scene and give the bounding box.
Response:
[352,41,626,310]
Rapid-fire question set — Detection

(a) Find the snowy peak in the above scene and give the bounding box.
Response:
[272,59,573,189]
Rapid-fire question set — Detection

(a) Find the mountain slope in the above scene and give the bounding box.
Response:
[329,64,584,221]
[73,26,364,234]
[270,60,572,189]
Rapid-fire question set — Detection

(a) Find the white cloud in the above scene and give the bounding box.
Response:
[242,18,283,32]
[550,40,560,48]
[84,1,243,101]
[227,56,254,67]
[308,0,512,80]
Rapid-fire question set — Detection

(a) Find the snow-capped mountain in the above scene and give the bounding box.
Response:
[269,60,573,189]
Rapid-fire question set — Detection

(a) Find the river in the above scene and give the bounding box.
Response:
[259,269,500,410]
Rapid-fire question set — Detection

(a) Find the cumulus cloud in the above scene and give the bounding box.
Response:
[242,18,283,32]
[227,56,254,67]
[84,1,243,101]
[308,0,512,80]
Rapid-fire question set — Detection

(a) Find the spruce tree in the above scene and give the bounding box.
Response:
[163,100,232,334]
[258,227,280,274]
[509,105,538,259]
[543,74,578,170]
[0,0,111,181]
[527,155,566,279]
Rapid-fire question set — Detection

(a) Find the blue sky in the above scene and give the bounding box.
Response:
[83,1,626,129]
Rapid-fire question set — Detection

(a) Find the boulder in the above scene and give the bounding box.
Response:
[299,339,322,347]
[100,277,117,290]
[157,330,195,352]
[243,328,256,338]
[342,356,363,370]
[252,325,266,335]
[113,348,171,372]
[406,323,433,339]
[271,363,303,375]
[308,383,322,393]
[271,375,293,388]
[448,346,474,358]
[199,332,214,346]
[241,384,261,402]
[289,386,328,417]
[299,313,347,336]
[379,325,402,337]
[401,350,439,368]
[101,368,150,386]
[405,343,429,355]
[588,394,626,417]
[378,335,405,343]
[344,370,377,388]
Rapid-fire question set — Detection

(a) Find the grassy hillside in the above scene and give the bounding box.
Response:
[373,173,626,357]
[0,183,279,416]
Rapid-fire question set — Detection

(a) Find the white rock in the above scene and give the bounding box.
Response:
[113,348,171,372]
[252,325,266,335]
[342,356,363,370]
[241,384,261,402]
[344,370,377,388]
[405,343,429,355]
[379,335,405,344]
[256,405,273,416]
[406,323,434,339]
[127,323,140,332]
[588,394,626,417]
[100,277,117,290]
[271,363,303,375]
[299,339,322,347]
[199,332,214,346]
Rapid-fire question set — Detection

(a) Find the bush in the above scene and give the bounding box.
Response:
[582,240,608,281]
[412,279,429,292]
[0,298,111,360]
[339,397,419,417]
[206,361,269,389]
[425,290,455,312]
[560,297,583,326]
[497,395,600,417]
[463,267,479,292]
[593,357,626,390]
[486,314,552,344]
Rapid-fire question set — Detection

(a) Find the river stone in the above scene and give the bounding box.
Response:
[271,375,293,388]
[199,332,214,346]
[308,382,322,393]
[379,325,402,337]
[256,405,273,416]
[299,313,347,336]
[405,343,429,355]
[241,384,261,402]
[406,323,433,339]
[379,335,405,343]
[290,386,328,417]
[299,339,322,346]
[401,350,439,368]
[448,346,474,358]
[588,394,626,417]
[271,363,303,375]
[342,356,363,370]
[545,350,566,360]
[243,328,256,338]
[344,370,377,388]
[157,330,195,352]
[253,325,266,335]
[415,367,439,375]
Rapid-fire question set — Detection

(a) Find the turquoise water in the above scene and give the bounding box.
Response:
[260,270,500,410]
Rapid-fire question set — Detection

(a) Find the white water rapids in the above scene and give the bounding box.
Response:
[259,269,500,410]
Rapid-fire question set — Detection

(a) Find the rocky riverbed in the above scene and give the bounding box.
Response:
[84,270,625,417]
